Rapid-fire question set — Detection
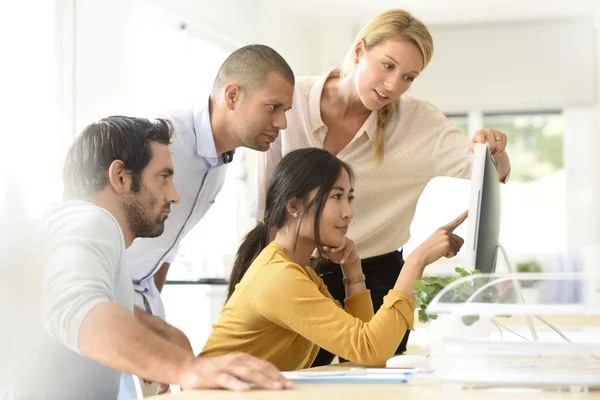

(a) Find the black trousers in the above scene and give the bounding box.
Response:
[310,249,409,367]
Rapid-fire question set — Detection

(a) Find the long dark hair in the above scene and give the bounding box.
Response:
[227,148,355,300]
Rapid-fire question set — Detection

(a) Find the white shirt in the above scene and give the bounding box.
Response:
[126,97,230,318]
[12,201,134,400]
[255,70,472,259]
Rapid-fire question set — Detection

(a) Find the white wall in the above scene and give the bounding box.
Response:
[68,2,600,132]
[410,18,597,113]
[72,0,265,134]
[73,0,131,133]
[564,107,600,249]
[271,16,597,112]
[312,18,597,113]
[566,2,600,291]
[259,2,321,76]
[319,26,356,74]
[145,0,261,45]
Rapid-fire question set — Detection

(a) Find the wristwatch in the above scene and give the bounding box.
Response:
[343,274,366,285]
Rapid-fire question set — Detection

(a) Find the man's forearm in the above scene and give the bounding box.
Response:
[134,305,171,336]
[79,302,193,385]
[134,305,192,350]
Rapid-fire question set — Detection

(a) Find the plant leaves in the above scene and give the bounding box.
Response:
[415,267,488,324]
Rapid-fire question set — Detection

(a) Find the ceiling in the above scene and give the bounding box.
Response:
[263,0,596,26]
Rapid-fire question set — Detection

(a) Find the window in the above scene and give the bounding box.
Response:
[446,114,469,134]
[482,112,564,182]
[405,111,566,273]
[483,112,566,257]
[2,0,66,217]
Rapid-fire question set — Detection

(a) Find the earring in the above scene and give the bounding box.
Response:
[293,211,298,218]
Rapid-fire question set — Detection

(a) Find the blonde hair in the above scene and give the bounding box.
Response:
[341,9,433,164]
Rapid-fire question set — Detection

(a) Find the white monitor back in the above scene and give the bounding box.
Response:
[466,143,500,273]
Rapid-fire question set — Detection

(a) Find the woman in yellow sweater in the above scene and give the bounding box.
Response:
[201,148,467,370]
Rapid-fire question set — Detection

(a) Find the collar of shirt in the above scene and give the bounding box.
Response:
[192,95,220,166]
[308,69,379,144]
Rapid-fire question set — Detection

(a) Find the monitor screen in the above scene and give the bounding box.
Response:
[465,143,501,273]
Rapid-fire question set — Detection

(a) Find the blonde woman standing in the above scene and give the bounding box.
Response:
[255,9,511,366]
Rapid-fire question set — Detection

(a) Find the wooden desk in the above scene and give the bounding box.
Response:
[148,361,599,399]
[149,316,600,399]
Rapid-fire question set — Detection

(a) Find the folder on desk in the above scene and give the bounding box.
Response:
[282,369,416,384]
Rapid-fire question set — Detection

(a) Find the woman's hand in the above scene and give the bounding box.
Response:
[470,128,511,181]
[412,211,468,266]
[470,128,507,156]
[322,237,360,267]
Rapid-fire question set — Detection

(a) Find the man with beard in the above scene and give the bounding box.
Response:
[15,116,292,400]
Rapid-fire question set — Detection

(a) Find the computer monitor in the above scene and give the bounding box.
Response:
[465,143,501,273]
[464,145,545,341]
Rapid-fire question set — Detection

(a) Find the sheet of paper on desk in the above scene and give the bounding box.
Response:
[282,369,416,384]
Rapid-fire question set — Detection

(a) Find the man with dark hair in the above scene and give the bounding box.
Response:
[126,44,294,335]
[211,44,295,113]
[16,116,291,400]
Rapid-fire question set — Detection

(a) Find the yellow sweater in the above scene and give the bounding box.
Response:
[201,242,415,371]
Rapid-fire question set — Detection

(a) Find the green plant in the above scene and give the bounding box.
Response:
[516,260,542,287]
[516,260,542,273]
[414,267,501,326]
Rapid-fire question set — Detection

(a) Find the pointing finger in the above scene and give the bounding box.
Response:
[441,210,468,232]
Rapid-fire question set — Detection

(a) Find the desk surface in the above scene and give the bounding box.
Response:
[148,315,600,399]
[148,362,600,399]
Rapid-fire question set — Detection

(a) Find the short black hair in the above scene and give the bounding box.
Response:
[211,44,294,96]
[62,116,174,200]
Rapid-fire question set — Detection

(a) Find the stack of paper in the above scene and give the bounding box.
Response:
[282,368,419,384]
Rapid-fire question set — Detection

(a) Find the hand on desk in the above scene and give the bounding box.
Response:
[178,353,294,392]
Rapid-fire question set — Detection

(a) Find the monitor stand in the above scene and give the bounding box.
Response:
[498,243,571,342]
